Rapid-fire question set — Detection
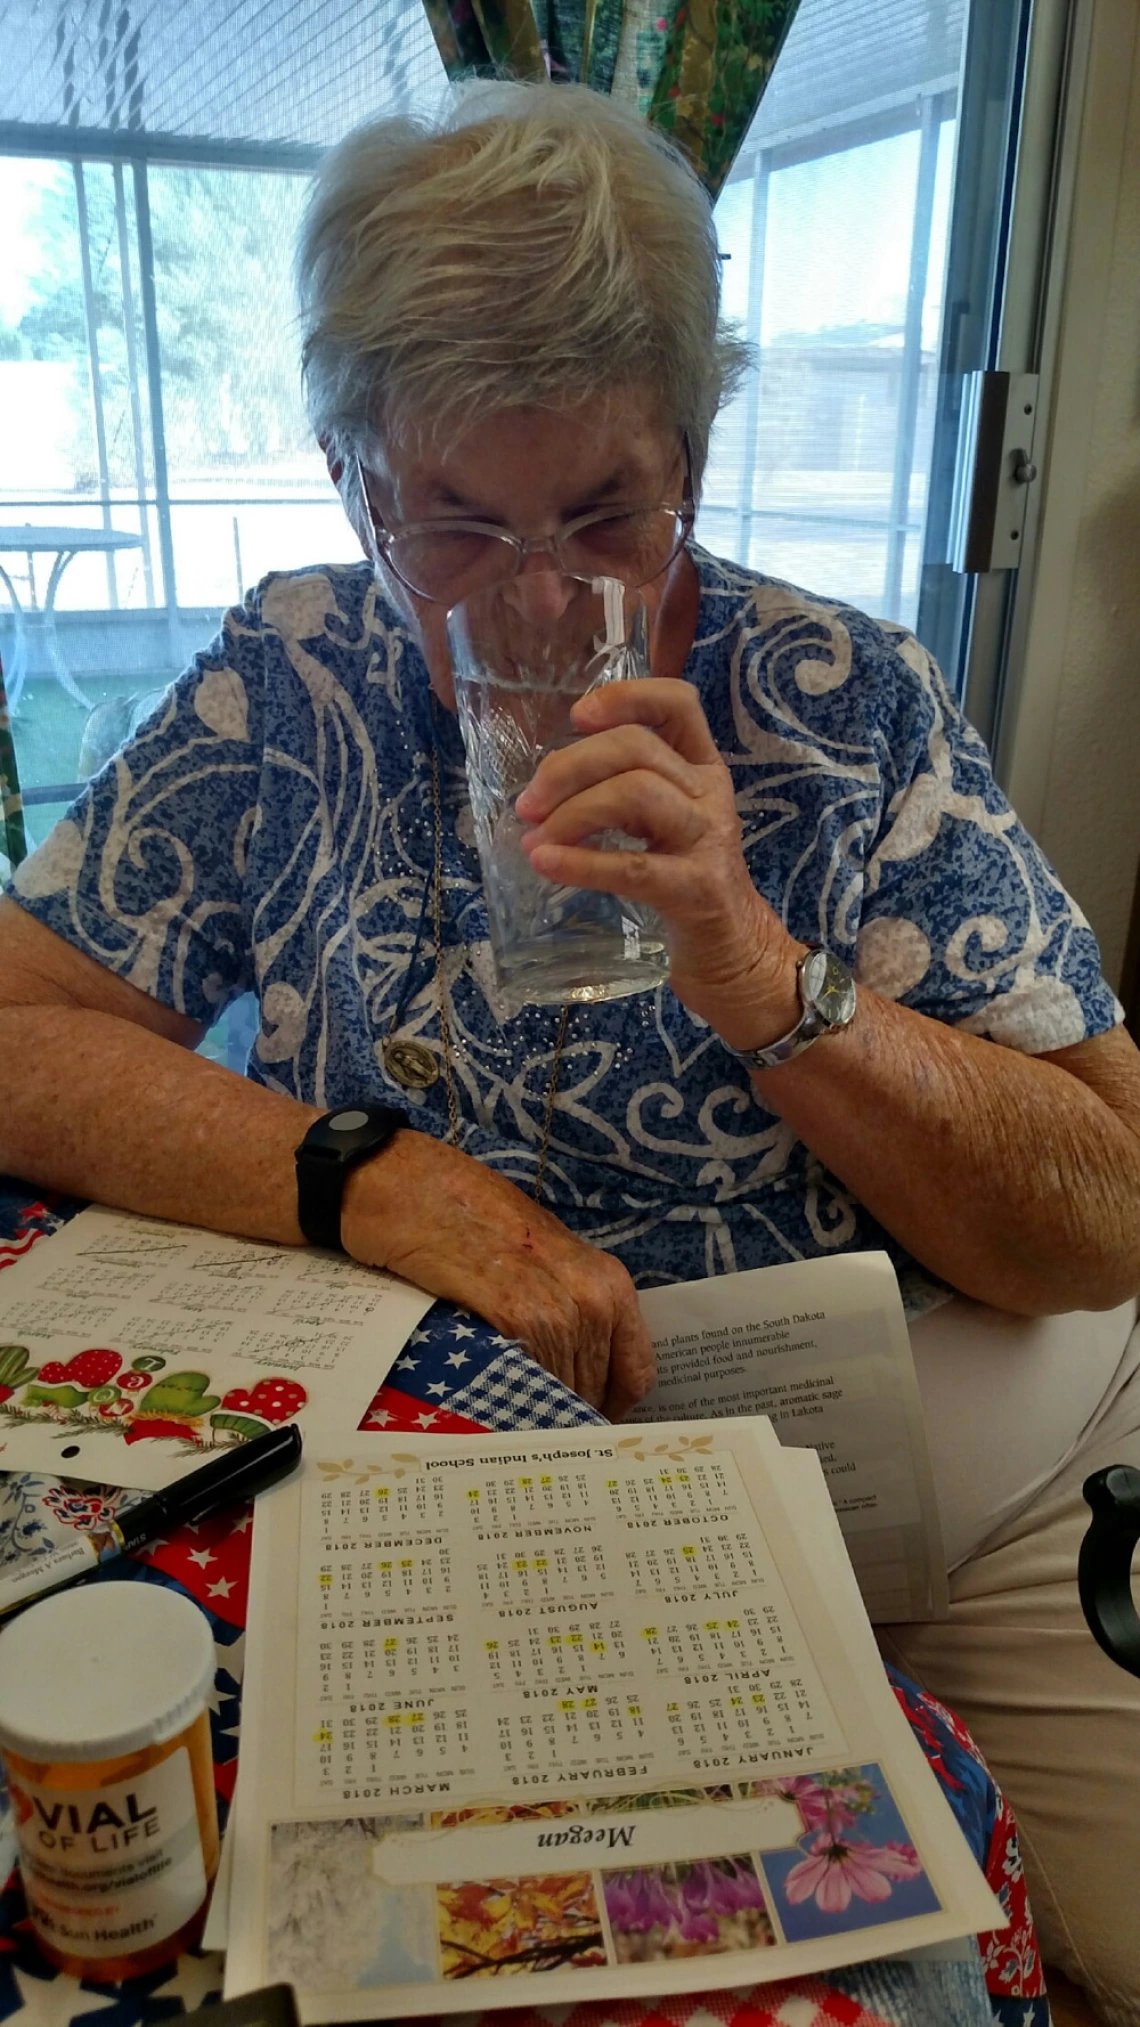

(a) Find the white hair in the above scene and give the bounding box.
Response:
[296,80,749,502]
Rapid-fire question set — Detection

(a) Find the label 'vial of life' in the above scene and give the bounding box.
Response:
[0,1581,219,1978]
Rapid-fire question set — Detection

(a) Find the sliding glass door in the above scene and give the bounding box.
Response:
[701,0,1046,721]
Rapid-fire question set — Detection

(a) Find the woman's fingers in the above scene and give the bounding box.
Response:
[570,676,722,767]
[516,721,697,824]
[602,1290,658,1422]
[510,671,783,1018]
[524,836,695,908]
[521,769,706,853]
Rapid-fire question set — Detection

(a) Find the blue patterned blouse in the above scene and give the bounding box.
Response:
[8,547,1120,1306]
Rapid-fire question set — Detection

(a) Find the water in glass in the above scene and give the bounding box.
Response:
[447,574,670,1009]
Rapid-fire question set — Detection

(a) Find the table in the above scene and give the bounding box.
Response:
[0,526,143,712]
[0,1182,1050,2027]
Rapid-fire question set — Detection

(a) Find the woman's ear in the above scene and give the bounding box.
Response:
[321,435,372,566]
[650,547,701,683]
[319,434,345,489]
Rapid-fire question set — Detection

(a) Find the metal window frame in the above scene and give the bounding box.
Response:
[718,0,1085,741]
[0,123,323,171]
[718,86,958,613]
[131,155,179,656]
[0,124,324,654]
[959,0,1093,764]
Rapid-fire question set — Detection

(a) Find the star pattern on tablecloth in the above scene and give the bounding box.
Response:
[7,1969,116,2027]
[207,1658,241,1723]
[68,1962,215,2027]
[136,1949,223,2016]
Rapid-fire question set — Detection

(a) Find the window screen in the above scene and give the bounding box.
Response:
[702,0,967,632]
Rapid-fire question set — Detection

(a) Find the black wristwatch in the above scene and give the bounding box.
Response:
[294,1105,409,1252]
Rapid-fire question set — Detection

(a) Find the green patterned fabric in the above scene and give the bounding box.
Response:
[535,0,625,94]
[421,0,546,77]
[645,0,798,198]
[421,0,801,197]
[0,658,25,872]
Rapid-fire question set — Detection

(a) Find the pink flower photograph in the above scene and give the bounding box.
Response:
[751,1763,940,1943]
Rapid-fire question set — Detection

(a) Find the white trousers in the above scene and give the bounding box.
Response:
[878,1333,1140,2027]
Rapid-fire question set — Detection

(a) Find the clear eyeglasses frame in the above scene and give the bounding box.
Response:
[354,440,695,605]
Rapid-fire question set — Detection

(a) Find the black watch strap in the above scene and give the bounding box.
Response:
[294,1105,408,1252]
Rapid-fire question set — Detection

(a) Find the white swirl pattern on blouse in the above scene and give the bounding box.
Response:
[10,547,1119,1309]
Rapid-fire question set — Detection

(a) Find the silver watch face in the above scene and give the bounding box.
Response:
[802,948,856,1030]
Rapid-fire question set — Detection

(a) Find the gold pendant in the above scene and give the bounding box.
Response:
[384,1038,440,1090]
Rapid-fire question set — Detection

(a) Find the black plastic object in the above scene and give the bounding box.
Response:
[1078,1465,1140,1678]
[115,1423,303,1551]
[184,1987,299,2027]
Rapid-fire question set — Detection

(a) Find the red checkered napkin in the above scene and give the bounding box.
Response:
[444,1981,893,2027]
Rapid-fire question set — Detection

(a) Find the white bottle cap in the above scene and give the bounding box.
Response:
[0,1583,216,1763]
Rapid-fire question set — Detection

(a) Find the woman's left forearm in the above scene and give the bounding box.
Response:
[746,985,1140,1314]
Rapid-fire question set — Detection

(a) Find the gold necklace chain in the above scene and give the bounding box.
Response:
[429,743,461,1147]
[533,1004,569,1206]
[422,743,568,1203]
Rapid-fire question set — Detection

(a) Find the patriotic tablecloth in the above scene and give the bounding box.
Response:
[0,1184,1049,2027]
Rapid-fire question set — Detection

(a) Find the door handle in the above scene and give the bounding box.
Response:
[948,371,1040,572]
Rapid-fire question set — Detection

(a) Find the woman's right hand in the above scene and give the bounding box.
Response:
[341,1128,655,1420]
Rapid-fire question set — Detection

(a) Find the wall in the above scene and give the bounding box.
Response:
[1003,0,1140,992]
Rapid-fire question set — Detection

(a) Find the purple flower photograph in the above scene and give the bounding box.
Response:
[602,1854,775,1962]
[752,1763,941,1943]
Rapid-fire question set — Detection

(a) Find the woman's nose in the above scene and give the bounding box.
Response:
[504,561,578,626]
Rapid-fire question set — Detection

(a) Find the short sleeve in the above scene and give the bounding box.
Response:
[5,589,266,1026]
[853,626,1122,1053]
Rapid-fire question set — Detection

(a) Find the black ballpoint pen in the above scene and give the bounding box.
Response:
[0,1423,303,1618]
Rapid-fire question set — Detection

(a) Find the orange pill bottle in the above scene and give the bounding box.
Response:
[0,1582,219,1979]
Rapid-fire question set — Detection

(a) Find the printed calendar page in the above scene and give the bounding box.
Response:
[226,1422,1002,2021]
[298,1443,843,1808]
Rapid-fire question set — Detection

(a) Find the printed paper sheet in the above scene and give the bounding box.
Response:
[0,1206,432,1488]
[631,1256,947,1620]
[225,1422,1000,2019]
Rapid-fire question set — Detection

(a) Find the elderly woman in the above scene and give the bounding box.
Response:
[1,81,1139,2019]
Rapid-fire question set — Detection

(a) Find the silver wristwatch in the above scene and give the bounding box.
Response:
[728,946,857,1072]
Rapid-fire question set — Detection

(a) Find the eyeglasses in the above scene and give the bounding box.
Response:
[355,442,695,605]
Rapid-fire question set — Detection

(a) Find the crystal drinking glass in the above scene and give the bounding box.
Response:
[446,573,670,1009]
